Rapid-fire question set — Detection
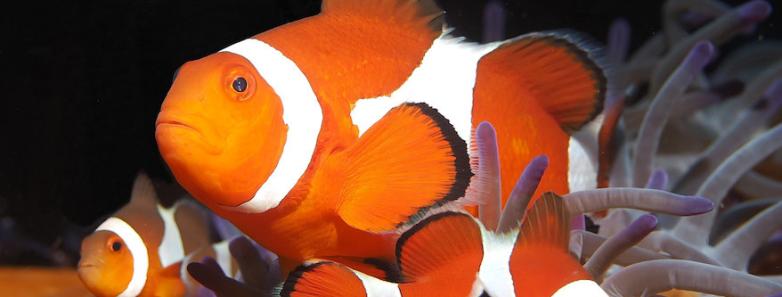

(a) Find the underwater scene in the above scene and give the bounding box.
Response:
[1,0,781,296]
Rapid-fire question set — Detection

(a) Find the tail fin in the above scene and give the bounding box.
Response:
[510,192,594,297]
[481,30,607,132]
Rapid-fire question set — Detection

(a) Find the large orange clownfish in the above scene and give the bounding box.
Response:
[155,0,605,272]
[281,193,608,297]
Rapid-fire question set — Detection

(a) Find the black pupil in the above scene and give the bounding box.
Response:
[232,77,247,92]
[112,241,122,251]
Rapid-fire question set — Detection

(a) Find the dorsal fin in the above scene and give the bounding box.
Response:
[511,192,593,296]
[127,171,159,211]
[396,212,483,281]
[320,0,445,32]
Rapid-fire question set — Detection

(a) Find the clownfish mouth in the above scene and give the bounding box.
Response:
[77,262,99,273]
[156,118,199,133]
[156,114,222,155]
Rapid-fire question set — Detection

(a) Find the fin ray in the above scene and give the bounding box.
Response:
[281,262,367,297]
[511,192,593,296]
[396,212,483,280]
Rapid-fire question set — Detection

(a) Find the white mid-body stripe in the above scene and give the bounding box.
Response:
[476,228,518,297]
[157,204,185,268]
[220,39,322,213]
[352,31,503,146]
[567,137,597,192]
[96,217,149,297]
[353,270,402,297]
[551,280,609,297]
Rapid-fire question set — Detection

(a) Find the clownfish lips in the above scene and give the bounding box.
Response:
[156,114,222,155]
[77,258,102,272]
[77,262,101,284]
[156,117,201,134]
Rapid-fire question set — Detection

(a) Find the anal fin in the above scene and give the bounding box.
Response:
[338,102,471,232]
[321,256,399,281]
[281,262,369,297]
[396,212,483,281]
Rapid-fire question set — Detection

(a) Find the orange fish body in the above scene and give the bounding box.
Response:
[78,174,239,297]
[282,193,609,297]
[155,0,605,272]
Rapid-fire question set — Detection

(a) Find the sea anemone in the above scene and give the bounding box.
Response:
[553,0,782,296]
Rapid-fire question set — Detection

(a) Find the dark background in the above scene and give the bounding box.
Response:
[0,0,778,264]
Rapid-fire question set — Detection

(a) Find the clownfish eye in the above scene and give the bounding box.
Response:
[111,241,122,252]
[232,77,248,93]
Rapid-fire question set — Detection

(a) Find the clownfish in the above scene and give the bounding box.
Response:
[155,0,605,272]
[78,173,240,297]
[281,193,608,297]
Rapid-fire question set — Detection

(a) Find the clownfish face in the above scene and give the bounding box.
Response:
[155,52,287,209]
[78,231,134,297]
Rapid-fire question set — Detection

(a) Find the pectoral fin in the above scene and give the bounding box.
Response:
[338,102,472,232]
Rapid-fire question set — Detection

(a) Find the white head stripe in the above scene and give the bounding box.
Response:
[96,217,149,297]
[353,270,402,297]
[220,39,322,213]
[551,280,609,297]
[156,204,185,267]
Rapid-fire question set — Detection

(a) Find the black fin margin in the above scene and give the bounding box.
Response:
[363,257,402,283]
[516,29,610,132]
[396,102,473,228]
[280,262,329,297]
[394,211,475,278]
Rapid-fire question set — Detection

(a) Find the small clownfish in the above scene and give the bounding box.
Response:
[155,0,605,272]
[78,173,240,297]
[281,193,608,297]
